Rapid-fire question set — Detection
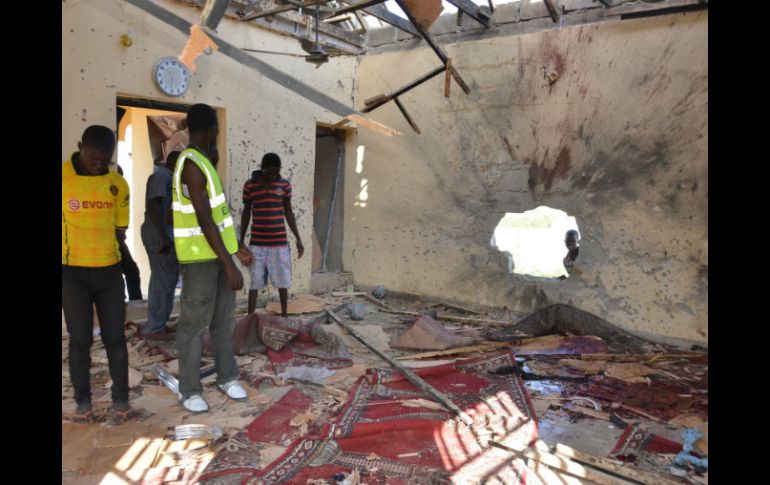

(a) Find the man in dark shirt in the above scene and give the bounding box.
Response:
[140,151,180,339]
[240,153,304,317]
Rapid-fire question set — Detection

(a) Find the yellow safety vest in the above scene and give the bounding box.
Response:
[172,148,237,263]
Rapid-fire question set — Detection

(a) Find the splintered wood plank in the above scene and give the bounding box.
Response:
[380,308,511,327]
[395,342,511,360]
[343,114,402,136]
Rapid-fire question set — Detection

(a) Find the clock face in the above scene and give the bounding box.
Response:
[153,57,190,97]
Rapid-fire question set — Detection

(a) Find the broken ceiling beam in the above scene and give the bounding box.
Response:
[188,0,365,54]
[326,0,388,17]
[241,0,326,21]
[325,14,354,24]
[543,0,561,23]
[600,0,706,17]
[123,0,397,136]
[352,10,367,31]
[351,2,420,36]
[253,18,363,55]
[393,97,421,134]
[361,66,446,113]
[199,0,230,30]
[445,0,491,27]
[444,58,452,97]
[393,0,471,95]
[380,308,511,327]
[240,2,366,52]
[363,93,392,107]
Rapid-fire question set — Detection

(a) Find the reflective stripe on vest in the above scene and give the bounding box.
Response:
[172,148,238,263]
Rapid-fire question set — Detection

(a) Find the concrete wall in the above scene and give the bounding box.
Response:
[346,11,708,342]
[62,0,358,295]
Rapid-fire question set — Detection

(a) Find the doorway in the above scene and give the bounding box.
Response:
[312,126,346,274]
[115,96,191,298]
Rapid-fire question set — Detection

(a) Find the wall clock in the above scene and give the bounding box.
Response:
[153,57,190,97]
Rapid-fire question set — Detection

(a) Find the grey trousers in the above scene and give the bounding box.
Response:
[177,259,239,398]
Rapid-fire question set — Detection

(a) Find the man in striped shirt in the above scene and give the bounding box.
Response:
[240,153,304,316]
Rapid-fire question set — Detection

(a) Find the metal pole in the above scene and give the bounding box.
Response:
[325,307,474,425]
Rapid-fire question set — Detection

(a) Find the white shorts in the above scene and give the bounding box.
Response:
[249,245,292,290]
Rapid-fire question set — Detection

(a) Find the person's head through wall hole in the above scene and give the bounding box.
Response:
[565,229,580,251]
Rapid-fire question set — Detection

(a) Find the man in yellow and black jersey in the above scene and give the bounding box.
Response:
[62,125,137,423]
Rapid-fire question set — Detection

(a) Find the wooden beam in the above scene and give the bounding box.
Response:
[326,0,387,18]
[379,308,511,327]
[242,0,325,21]
[246,4,366,48]
[393,0,471,94]
[185,1,363,52]
[543,0,561,23]
[444,58,452,97]
[395,342,513,360]
[445,0,491,27]
[352,10,367,31]
[325,307,474,426]
[336,114,402,136]
[361,66,446,112]
[325,14,354,24]
[358,3,420,36]
[393,97,421,134]
[199,0,230,30]
[601,0,705,17]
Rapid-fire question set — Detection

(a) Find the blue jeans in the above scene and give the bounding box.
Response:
[141,222,179,333]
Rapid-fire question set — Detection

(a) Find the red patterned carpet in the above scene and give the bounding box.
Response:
[200,351,539,484]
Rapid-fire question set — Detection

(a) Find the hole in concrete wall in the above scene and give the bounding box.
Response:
[491,206,580,279]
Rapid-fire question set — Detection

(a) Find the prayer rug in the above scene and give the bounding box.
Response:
[199,350,538,484]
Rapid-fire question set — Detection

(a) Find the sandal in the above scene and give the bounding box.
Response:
[110,407,142,425]
[70,408,96,424]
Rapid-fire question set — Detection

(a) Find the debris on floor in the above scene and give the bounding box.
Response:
[63,290,707,484]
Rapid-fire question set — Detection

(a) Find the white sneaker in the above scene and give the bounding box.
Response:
[218,380,247,401]
[181,394,209,413]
